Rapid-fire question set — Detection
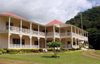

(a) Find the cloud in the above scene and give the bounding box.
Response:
[0,0,98,24]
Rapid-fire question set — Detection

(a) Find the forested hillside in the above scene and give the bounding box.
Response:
[66,6,100,50]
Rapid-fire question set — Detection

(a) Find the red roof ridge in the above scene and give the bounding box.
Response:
[0,12,25,19]
[46,20,64,26]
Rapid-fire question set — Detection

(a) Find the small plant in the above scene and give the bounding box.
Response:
[7,49,20,54]
[32,49,39,53]
[47,41,61,57]
[0,51,2,55]
[52,54,60,58]
[47,48,54,51]
[0,48,7,53]
[39,48,43,52]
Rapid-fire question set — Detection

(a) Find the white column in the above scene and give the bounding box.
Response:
[71,25,73,48]
[8,34,11,48]
[20,19,22,48]
[45,27,47,48]
[30,23,32,48]
[38,25,40,36]
[30,22,32,34]
[20,35,22,48]
[8,17,11,48]
[38,38,40,48]
[59,27,61,42]
[53,26,55,42]
[45,38,47,48]
[59,27,60,36]
[38,25,40,48]
[20,19,22,33]
[75,39,77,46]
[30,36,32,48]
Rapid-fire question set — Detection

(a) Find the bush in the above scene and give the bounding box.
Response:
[0,48,7,53]
[7,48,43,54]
[32,49,39,53]
[51,54,60,58]
[47,48,54,51]
[0,51,2,55]
[39,48,43,52]
[7,49,20,54]
[20,49,33,53]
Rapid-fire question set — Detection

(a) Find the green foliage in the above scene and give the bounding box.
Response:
[32,49,40,53]
[47,41,61,57]
[7,49,21,54]
[0,51,2,55]
[7,49,40,54]
[66,6,100,49]
[47,41,61,48]
[39,48,43,52]
[47,48,54,51]
[0,48,7,53]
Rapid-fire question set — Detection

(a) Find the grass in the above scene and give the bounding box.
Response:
[0,50,100,64]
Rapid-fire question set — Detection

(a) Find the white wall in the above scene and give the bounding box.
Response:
[0,16,8,32]
[0,33,8,48]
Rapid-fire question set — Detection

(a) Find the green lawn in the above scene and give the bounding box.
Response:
[0,51,100,64]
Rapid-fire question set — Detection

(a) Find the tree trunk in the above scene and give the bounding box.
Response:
[54,47,57,56]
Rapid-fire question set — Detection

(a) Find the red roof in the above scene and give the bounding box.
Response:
[0,12,25,19]
[46,20,64,26]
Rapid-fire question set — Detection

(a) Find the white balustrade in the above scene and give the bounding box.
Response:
[39,32,45,36]
[55,32,59,36]
[22,28,30,34]
[10,44,39,48]
[73,45,79,49]
[10,44,20,48]
[46,32,54,36]
[10,26,20,32]
[60,32,71,37]
[32,31,38,35]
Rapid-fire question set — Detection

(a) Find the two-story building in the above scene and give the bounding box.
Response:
[0,12,88,49]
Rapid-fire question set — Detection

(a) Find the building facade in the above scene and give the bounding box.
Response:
[0,12,88,49]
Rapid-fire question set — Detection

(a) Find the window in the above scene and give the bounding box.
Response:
[56,30,58,32]
[73,42,76,45]
[42,30,45,32]
[6,22,13,29]
[34,41,38,45]
[67,30,70,32]
[22,40,25,45]
[22,26,28,29]
[34,29,38,31]
[47,40,52,43]
[13,38,20,44]
[13,38,25,45]
[67,41,70,44]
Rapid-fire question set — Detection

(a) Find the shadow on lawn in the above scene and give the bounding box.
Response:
[42,56,60,58]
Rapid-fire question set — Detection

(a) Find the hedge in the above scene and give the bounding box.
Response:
[0,48,7,53]
[7,49,41,54]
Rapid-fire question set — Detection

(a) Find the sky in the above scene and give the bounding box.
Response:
[0,0,100,24]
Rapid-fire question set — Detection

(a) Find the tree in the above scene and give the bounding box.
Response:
[47,41,61,57]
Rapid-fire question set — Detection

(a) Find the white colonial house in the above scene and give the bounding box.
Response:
[0,12,88,49]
